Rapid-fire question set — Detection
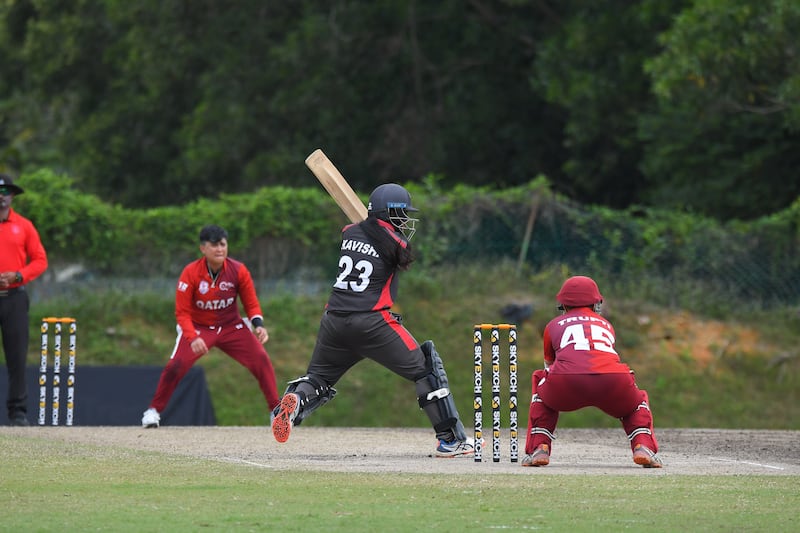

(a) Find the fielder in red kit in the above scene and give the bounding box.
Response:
[522,276,662,468]
[141,225,279,428]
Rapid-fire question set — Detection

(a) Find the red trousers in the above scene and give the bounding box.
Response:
[524,368,658,454]
[150,320,279,413]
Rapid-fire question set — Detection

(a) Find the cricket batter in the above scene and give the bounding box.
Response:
[271,183,475,457]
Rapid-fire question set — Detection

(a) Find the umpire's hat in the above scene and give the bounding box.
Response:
[0,174,24,195]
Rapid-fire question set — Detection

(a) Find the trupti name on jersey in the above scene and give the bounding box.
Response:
[556,315,611,329]
[341,239,380,258]
[195,297,235,310]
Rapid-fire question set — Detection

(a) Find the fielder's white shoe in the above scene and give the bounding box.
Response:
[141,408,160,428]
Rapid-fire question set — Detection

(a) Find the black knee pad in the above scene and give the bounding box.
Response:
[284,374,337,426]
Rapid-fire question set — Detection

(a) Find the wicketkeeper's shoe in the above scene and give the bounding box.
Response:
[141,408,160,428]
[435,436,475,458]
[271,393,300,443]
[521,444,550,466]
[633,444,663,468]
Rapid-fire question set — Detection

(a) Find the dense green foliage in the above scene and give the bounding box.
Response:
[642,0,800,218]
[16,169,344,276]
[2,1,799,220]
[16,169,800,308]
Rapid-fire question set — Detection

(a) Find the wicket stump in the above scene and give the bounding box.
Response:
[38,317,77,426]
[473,323,518,463]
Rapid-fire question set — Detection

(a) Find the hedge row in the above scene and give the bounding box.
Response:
[14,169,800,306]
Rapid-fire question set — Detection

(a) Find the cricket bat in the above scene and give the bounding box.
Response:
[305,149,368,223]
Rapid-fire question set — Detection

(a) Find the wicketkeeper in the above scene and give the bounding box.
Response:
[522,276,662,468]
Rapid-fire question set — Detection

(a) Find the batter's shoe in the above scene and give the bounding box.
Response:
[633,444,663,468]
[521,444,550,466]
[272,393,299,443]
[141,408,160,428]
[435,436,475,458]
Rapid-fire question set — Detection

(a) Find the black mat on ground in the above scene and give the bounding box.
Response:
[0,365,216,426]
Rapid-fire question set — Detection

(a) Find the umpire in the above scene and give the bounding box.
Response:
[0,174,48,426]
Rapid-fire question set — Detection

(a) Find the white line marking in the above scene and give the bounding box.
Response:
[219,457,274,468]
[709,457,784,470]
[487,526,540,530]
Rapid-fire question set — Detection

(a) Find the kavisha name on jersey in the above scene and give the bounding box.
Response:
[341,239,380,258]
[195,297,235,310]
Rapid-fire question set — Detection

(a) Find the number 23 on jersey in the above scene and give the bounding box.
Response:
[333,255,373,292]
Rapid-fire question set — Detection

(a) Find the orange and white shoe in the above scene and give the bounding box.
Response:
[633,444,663,468]
[271,393,300,443]
[521,444,550,467]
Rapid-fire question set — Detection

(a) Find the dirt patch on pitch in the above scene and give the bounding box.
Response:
[3,426,798,476]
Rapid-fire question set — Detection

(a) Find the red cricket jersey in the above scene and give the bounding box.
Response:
[175,257,263,342]
[0,208,48,287]
[542,308,631,374]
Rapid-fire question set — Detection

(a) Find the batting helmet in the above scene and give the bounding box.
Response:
[368,183,417,214]
[367,183,419,239]
[556,276,603,308]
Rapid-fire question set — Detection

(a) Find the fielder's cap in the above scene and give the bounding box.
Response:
[0,174,24,195]
[199,224,228,243]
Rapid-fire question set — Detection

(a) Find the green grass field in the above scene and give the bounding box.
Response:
[2,434,797,532]
[10,264,798,532]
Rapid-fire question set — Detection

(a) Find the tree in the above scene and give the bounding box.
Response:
[1,0,797,220]
[1,1,567,206]
[531,0,689,208]
[641,0,800,219]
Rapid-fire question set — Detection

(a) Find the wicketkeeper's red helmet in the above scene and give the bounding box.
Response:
[556,276,603,308]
